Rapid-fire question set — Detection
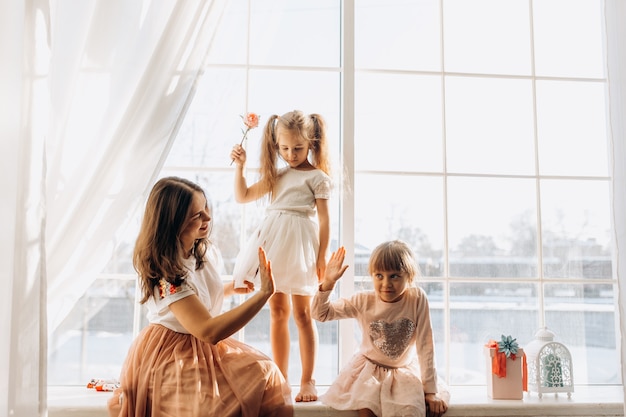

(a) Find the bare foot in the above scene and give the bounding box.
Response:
[295,380,317,402]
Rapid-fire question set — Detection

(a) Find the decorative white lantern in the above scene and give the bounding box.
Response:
[524,327,574,398]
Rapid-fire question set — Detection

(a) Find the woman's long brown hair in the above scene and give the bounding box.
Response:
[133,176,209,304]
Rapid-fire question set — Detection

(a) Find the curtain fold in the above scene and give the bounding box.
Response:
[44,0,226,333]
[1,1,48,415]
[604,0,626,414]
[1,0,226,415]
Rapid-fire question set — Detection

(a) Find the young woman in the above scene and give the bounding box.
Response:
[107,176,292,417]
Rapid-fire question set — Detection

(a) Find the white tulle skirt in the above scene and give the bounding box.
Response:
[232,210,319,296]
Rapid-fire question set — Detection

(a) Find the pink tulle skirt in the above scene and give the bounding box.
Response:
[320,353,450,417]
[107,324,293,417]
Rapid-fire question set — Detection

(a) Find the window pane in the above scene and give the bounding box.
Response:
[205,0,249,65]
[355,0,441,71]
[48,277,136,385]
[355,73,443,172]
[166,68,248,168]
[424,282,447,375]
[447,177,538,277]
[541,179,612,279]
[250,0,340,68]
[544,283,618,384]
[533,0,605,78]
[247,70,341,166]
[449,282,538,385]
[445,76,536,175]
[443,0,531,75]
[536,80,608,176]
[354,174,445,277]
[244,69,341,174]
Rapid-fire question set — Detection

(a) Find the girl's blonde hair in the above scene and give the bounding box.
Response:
[133,176,209,304]
[258,110,331,195]
[368,240,421,282]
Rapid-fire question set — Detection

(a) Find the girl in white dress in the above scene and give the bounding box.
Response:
[313,241,450,417]
[230,110,332,402]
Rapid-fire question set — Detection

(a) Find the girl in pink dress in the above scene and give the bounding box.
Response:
[230,110,332,402]
[313,242,450,417]
[107,176,292,417]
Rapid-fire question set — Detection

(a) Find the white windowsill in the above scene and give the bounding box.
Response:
[48,385,624,417]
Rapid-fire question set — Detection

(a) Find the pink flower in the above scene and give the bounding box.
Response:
[239,112,260,146]
[231,112,260,165]
[242,112,260,130]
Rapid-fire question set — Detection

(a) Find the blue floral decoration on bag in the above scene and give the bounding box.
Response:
[497,334,519,358]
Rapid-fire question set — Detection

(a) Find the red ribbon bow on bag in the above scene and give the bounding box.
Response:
[487,340,508,377]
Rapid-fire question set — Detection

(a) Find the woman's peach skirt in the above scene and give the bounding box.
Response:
[107,324,293,417]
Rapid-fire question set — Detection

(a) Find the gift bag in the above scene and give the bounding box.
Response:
[484,344,526,400]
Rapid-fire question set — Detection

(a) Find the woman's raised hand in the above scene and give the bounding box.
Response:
[257,247,275,297]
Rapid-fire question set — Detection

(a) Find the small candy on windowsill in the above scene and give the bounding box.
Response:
[87,378,120,392]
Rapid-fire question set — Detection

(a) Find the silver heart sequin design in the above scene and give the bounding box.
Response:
[369,318,416,359]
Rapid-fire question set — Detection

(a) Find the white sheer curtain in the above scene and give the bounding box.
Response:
[1,2,48,415]
[605,0,626,414]
[46,0,228,332]
[0,0,226,415]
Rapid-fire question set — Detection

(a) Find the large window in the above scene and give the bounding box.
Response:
[49,0,618,388]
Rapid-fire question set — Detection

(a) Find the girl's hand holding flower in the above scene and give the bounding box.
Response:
[230,144,247,167]
[230,112,260,165]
